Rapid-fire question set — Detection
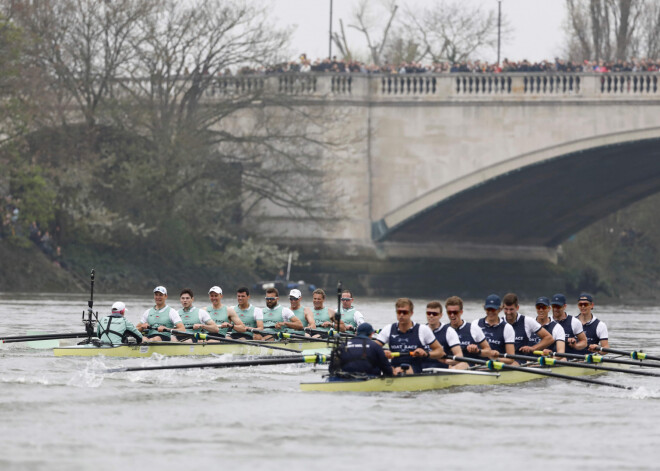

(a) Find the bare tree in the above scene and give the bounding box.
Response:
[563,0,650,62]
[402,1,502,64]
[332,0,398,65]
[5,0,342,262]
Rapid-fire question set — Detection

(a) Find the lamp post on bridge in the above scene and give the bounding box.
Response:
[329,0,333,59]
[497,0,502,65]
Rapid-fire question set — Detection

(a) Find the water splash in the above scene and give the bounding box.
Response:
[67,357,107,388]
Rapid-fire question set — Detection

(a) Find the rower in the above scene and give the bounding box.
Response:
[550,293,587,354]
[288,289,314,335]
[501,292,553,354]
[260,288,303,340]
[531,296,566,355]
[576,293,609,353]
[477,294,518,365]
[176,288,219,342]
[309,288,340,336]
[137,286,185,341]
[444,296,493,360]
[233,286,264,340]
[339,289,365,332]
[96,302,143,345]
[207,286,246,338]
[329,323,392,379]
[374,297,445,375]
[422,301,466,370]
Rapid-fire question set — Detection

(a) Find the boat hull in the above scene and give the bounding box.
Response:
[53,340,332,358]
[300,365,606,392]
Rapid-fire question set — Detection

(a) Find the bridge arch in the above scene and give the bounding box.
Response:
[373,128,660,247]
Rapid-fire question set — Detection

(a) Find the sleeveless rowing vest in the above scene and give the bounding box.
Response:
[389,323,425,373]
[179,307,203,334]
[290,306,308,329]
[146,306,176,339]
[235,304,256,338]
[455,321,480,358]
[421,324,453,370]
[262,305,285,333]
[478,317,509,354]
[208,306,231,336]
[312,307,332,331]
[510,315,531,353]
[340,307,357,329]
[557,315,580,354]
[580,318,604,353]
[530,320,559,351]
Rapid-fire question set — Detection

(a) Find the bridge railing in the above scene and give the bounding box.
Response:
[194,72,660,101]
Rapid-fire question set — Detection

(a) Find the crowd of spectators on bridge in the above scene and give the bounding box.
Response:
[231,55,660,76]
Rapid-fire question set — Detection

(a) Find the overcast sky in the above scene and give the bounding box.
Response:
[265,0,567,63]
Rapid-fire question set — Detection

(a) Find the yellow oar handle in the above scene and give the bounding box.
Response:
[537,357,557,366]
[303,354,328,364]
[388,352,413,358]
[486,360,505,371]
[533,350,548,356]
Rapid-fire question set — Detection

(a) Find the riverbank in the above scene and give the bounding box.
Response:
[0,238,638,303]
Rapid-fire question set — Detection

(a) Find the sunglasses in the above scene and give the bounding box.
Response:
[341,298,352,301]
[289,296,299,301]
[426,311,440,316]
[396,309,410,315]
[265,297,277,301]
[578,302,591,307]
[446,310,460,315]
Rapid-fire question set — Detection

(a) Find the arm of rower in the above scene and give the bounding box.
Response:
[588,338,609,352]
[251,320,265,340]
[555,340,566,359]
[425,340,445,360]
[530,327,554,351]
[500,344,519,365]
[285,315,303,331]
[228,309,246,332]
[574,331,588,351]
[203,319,219,334]
[448,345,469,369]
[476,339,493,359]
[304,308,315,329]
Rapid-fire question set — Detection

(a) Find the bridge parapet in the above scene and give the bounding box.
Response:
[196,72,660,101]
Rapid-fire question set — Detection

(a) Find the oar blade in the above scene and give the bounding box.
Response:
[26,331,60,349]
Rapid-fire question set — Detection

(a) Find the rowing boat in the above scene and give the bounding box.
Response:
[54,340,332,358]
[300,364,606,392]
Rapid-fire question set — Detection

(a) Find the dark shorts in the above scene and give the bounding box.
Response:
[146,334,171,341]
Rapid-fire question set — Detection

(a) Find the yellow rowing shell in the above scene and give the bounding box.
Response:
[53,340,332,358]
[300,365,606,392]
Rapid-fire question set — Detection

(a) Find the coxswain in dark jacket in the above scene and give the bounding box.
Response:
[330,323,393,377]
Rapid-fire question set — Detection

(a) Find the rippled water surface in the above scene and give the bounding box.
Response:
[1,293,659,470]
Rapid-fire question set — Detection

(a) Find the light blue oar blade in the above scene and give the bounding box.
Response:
[26,331,60,349]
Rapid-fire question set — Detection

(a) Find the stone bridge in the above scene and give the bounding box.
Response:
[217,72,660,264]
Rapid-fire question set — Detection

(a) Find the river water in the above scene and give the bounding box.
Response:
[0,293,659,470]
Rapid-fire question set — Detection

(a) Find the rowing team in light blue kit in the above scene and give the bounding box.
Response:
[96,285,366,345]
[358,292,609,376]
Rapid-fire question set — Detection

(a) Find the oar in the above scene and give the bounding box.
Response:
[167,329,303,353]
[535,350,660,369]
[1,332,90,343]
[502,353,660,378]
[452,356,632,390]
[305,328,354,338]
[106,353,329,373]
[593,346,660,362]
[250,328,332,343]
